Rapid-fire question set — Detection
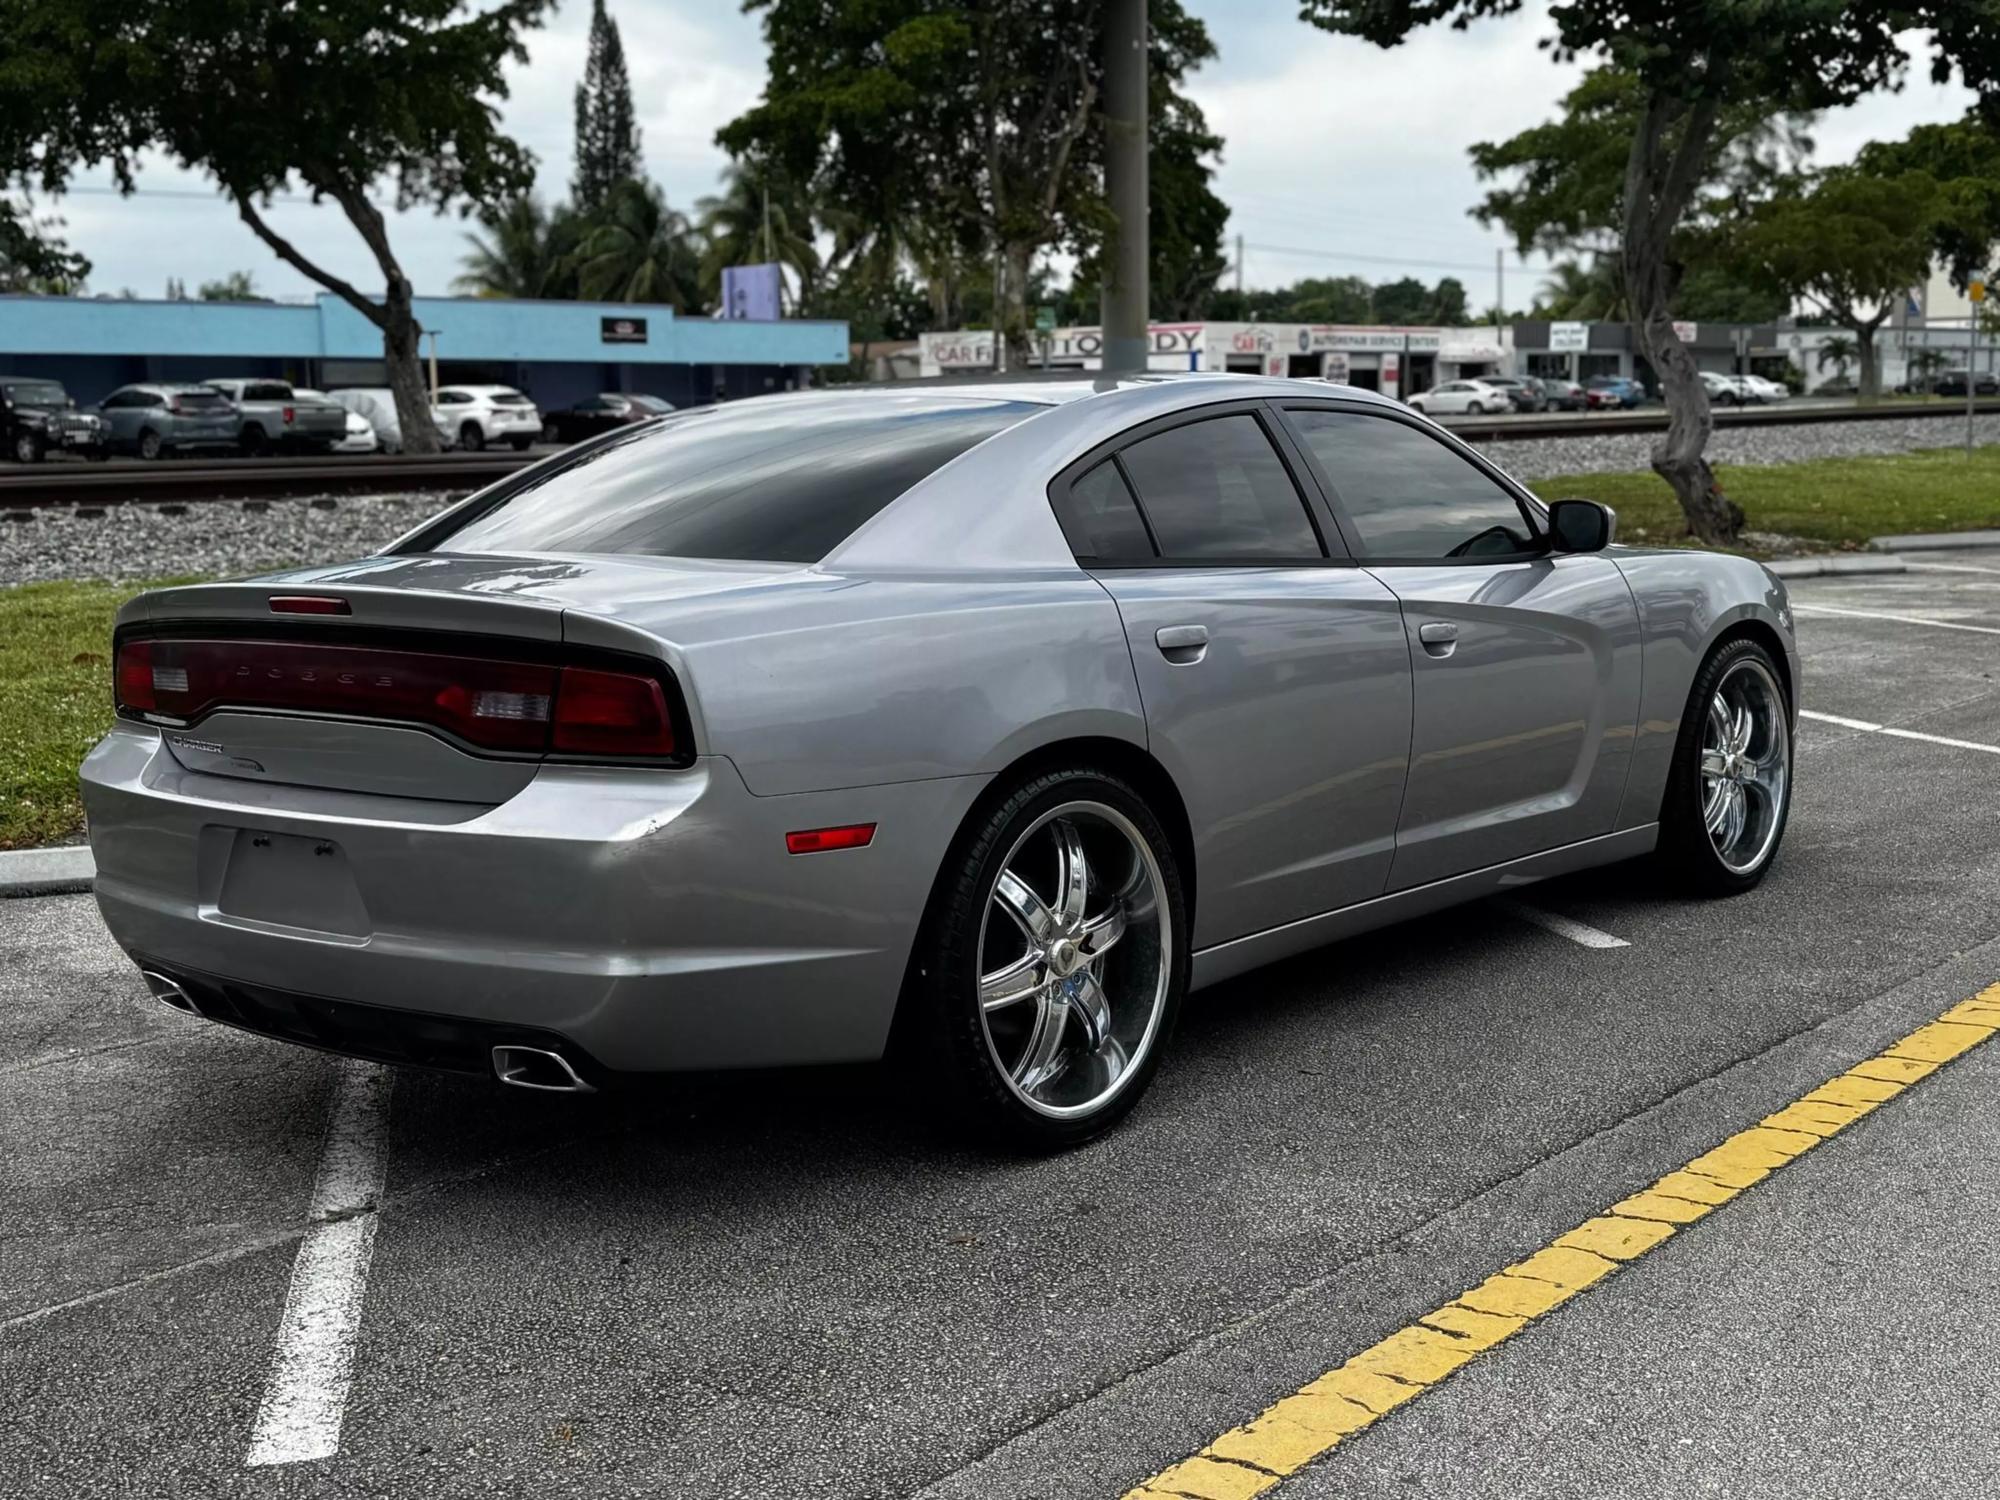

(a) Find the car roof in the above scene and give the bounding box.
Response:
[443,385,524,396]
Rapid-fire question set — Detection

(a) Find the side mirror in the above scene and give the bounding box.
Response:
[1548,498,1615,553]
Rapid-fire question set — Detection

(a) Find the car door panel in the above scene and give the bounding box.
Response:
[1372,556,1643,889]
[1098,568,1413,947]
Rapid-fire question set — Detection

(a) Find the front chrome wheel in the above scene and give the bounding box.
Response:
[1699,657,1790,875]
[975,801,1169,1120]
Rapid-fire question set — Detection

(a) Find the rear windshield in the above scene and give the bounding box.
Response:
[175,388,232,407]
[412,393,1041,564]
[489,391,533,406]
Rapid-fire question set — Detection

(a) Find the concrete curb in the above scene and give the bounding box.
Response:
[1768,555,1909,579]
[0,844,96,898]
[1869,529,2000,552]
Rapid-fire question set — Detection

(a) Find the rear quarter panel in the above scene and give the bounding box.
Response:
[1610,547,1798,830]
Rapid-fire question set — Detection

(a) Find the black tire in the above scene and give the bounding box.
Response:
[12,429,43,464]
[137,429,164,461]
[240,425,271,457]
[903,766,1189,1150]
[1656,636,1793,896]
[459,422,485,453]
[508,434,534,451]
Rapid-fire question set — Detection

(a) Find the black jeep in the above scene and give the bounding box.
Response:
[1,376,109,463]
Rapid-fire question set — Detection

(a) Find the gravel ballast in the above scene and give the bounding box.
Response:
[5,411,2000,587]
[1473,411,2000,483]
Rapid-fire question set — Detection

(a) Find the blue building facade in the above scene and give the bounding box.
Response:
[0,293,849,409]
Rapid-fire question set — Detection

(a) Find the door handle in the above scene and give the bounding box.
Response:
[1417,621,1459,658]
[1155,624,1209,664]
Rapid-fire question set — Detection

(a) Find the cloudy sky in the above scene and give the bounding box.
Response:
[39,1,1978,308]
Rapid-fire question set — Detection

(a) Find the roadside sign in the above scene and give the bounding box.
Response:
[1035,305,1056,333]
[1972,279,1987,304]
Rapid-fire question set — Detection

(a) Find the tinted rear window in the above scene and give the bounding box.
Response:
[489,391,533,406]
[175,389,230,407]
[415,393,1040,564]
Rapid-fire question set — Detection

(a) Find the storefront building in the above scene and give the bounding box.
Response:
[917,321,1508,399]
[0,293,850,409]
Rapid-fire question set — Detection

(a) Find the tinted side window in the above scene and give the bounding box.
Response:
[1063,459,1155,561]
[1287,409,1538,561]
[413,394,1039,564]
[1117,413,1322,561]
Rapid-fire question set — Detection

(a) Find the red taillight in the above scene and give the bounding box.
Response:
[115,639,157,712]
[112,636,682,760]
[785,824,876,855]
[552,666,675,757]
[282,405,296,425]
[268,595,350,615]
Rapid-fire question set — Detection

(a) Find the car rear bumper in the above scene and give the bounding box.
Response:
[82,724,983,1073]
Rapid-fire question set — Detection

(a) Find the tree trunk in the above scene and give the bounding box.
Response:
[1000,242,1034,369]
[382,276,440,455]
[1855,321,1884,403]
[1620,88,1741,546]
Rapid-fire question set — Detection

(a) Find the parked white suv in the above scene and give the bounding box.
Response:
[435,385,542,452]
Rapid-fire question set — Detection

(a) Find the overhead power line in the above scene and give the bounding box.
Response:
[1243,238,1542,277]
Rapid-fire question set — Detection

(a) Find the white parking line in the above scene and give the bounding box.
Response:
[1789,603,2000,636]
[1496,899,1630,949]
[245,1063,392,1469]
[1800,709,2000,757]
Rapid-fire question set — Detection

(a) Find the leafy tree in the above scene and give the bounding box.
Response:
[723,1,1219,365]
[1369,276,1432,326]
[0,0,555,455]
[573,178,703,307]
[1814,333,1857,381]
[1907,346,1952,394]
[1742,169,1941,401]
[1303,6,1999,543]
[572,0,643,214]
[1860,113,2000,294]
[197,270,263,302]
[0,200,88,293]
[697,162,820,310]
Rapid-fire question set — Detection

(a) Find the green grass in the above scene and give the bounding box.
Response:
[1533,443,2000,554]
[0,577,197,850]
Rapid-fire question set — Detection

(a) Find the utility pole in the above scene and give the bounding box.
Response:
[1495,248,1504,355]
[1100,0,1150,376]
[1236,232,1244,298]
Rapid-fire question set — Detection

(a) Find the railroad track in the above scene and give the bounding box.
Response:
[2,399,1997,508]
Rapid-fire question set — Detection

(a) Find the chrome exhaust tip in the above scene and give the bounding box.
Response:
[491,1044,595,1094]
[140,969,201,1016]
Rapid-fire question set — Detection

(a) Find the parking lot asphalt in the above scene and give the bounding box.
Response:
[6,548,2000,1498]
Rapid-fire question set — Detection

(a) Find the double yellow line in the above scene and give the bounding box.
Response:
[1127,986,2000,1500]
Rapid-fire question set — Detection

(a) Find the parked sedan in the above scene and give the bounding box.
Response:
[1476,376,1545,413]
[84,377,1797,1147]
[435,385,541,451]
[1585,376,1647,410]
[545,392,674,445]
[1935,369,2000,397]
[1740,374,1792,403]
[94,383,241,459]
[293,390,380,454]
[1406,379,1510,416]
[1701,372,1751,406]
[1535,377,1587,411]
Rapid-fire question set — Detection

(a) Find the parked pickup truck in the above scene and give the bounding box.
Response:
[200,378,350,455]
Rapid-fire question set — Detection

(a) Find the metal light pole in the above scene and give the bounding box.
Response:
[1969,272,1988,457]
[1100,0,1149,377]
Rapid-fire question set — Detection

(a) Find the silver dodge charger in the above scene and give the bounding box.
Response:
[82,376,1798,1147]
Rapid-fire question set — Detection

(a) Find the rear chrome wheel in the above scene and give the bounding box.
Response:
[907,768,1186,1149]
[976,802,1169,1120]
[1659,637,1793,894]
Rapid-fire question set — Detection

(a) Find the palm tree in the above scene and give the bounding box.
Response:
[572,179,703,308]
[697,162,820,311]
[1907,346,1951,395]
[1536,256,1625,321]
[454,196,571,299]
[1815,333,1858,382]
